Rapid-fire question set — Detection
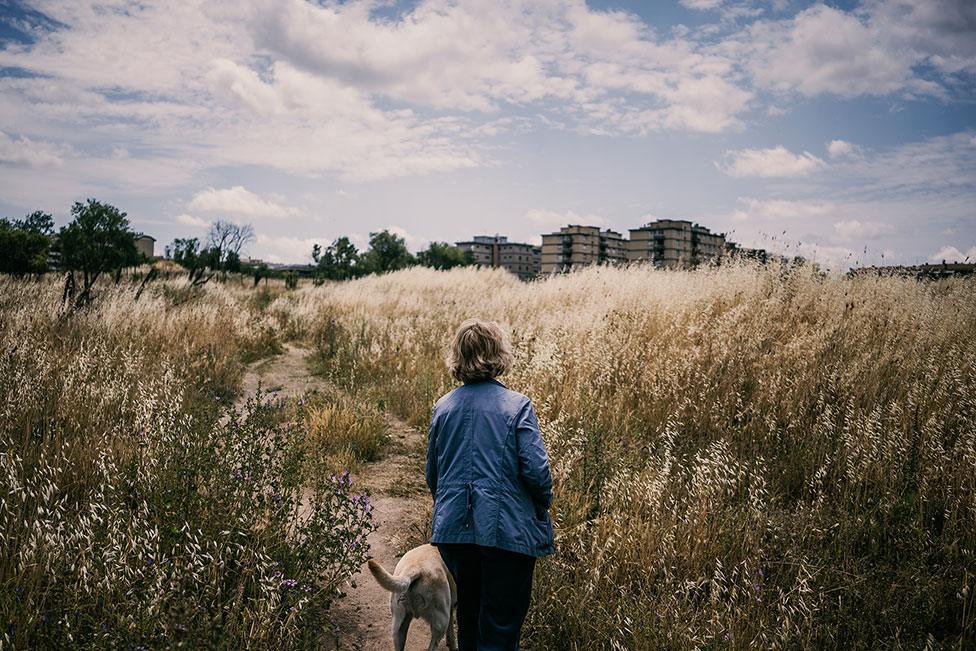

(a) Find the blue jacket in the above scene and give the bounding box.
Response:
[426,378,555,557]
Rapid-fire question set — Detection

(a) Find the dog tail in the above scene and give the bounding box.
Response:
[367,559,413,593]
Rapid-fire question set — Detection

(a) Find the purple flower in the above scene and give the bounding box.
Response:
[282,578,298,588]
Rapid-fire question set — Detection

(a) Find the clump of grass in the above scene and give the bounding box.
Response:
[299,390,389,476]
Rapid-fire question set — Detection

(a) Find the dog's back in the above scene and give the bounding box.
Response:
[367,544,458,651]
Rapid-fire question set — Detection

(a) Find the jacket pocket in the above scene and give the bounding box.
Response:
[432,486,470,538]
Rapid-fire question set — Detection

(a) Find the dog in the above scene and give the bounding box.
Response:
[367,544,458,651]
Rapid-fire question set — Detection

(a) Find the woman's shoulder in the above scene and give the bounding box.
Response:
[435,380,530,416]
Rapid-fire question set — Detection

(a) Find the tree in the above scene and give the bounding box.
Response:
[417,242,473,270]
[360,229,415,275]
[58,199,138,303]
[314,236,362,280]
[206,220,254,268]
[172,237,201,269]
[0,211,53,274]
[171,237,219,286]
[224,250,242,273]
[18,210,55,236]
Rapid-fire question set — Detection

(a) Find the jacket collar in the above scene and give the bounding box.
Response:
[465,377,506,388]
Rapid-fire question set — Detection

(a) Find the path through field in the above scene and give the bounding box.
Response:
[241,344,433,651]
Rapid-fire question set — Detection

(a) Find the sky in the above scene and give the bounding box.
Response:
[0,0,974,269]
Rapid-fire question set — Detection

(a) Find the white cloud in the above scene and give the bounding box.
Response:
[929,245,976,263]
[254,233,321,264]
[827,139,858,159]
[737,1,976,100]
[187,186,301,219]
[242,0,755,135]
[719,146,825,178]
[681,0,725,9]
[866,0,976,77]
[826,131,976,201]
[0,131,69,168]
[728,197,835,221]
[525,209,611,229]
[379,225,430,253]
[833,219,895,242]
[175,213,209,228]
[743,6,917,97]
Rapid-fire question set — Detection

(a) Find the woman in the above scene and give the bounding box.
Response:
[427,318,555,651]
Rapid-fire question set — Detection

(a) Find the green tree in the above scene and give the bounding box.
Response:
[172,237,201,269]
[18,210,55,236]
[417,241,473,270]
[360,229,415,275]
[171,237,221,285]
[315,236,362,280]
[0,211,54,274]
[58,199,138,302]
[224,250,242,273]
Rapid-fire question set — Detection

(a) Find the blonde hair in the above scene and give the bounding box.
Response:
[447,318,513,383]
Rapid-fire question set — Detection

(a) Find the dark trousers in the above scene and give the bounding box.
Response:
[436,544,536,651]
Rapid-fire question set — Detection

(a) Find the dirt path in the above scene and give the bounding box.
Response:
[241,344,434,651]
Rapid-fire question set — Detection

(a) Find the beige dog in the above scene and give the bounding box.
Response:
[367,544,458,651]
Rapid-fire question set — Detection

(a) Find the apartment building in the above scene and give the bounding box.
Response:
[455,235,541,280]
[626,219,726,269]
[540,225,627,274]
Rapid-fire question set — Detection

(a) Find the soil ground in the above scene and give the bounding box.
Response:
[241,345,437,651]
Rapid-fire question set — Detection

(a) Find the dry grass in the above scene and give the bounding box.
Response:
[268,262,976,649]
[0,276,374,648]
[4,263,973,648]
[299,389,390,475]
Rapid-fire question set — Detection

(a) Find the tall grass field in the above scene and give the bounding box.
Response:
[3,262,975,648]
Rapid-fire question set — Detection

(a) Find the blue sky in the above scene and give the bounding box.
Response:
[0,0,973,268]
